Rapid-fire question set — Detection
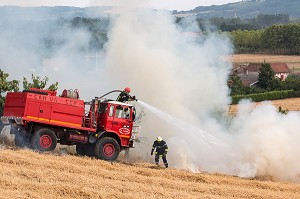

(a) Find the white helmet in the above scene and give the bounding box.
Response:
[157,136,162,142]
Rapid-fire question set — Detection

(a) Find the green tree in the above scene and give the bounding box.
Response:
[256,14,289,29]
[258,63,277,89]
[228,75,246,95]
[23,74,58,91]
[262,24,300,54]
[279,74,300,91]
[0,69,19,116]
[230,29,263,53]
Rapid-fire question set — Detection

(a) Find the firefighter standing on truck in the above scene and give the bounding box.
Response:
[116,87,136,102]
[151,136,168,168]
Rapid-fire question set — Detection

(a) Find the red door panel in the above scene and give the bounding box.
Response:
[26,101,40,118]
[112,106,131,137]
[105,105,114,130]
[39,103,52,120]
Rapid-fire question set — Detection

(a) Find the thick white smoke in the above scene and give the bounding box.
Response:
[104,3,300,182]
[0,11,110,100]
[105,8,232,120]
[231,101,300,181]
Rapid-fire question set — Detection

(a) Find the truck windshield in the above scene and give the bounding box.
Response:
[108,105,114,117]
[115,106,130,119]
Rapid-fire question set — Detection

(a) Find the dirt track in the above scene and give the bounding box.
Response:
[0,148,299,199]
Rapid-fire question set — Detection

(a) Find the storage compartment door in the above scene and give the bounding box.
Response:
[39,103,52,120]
[26,101,40,118]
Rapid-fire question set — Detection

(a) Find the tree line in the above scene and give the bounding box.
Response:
[25,13,297,55]
[199,14,291,32]
[230,24,300,54]
[43,17,109,54]
[175,14,300,55]
[68,14,299,55]
[4,14,297,55]
[182,14,293,32]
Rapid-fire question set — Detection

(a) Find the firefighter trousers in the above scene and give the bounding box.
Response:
[155,154,168,168]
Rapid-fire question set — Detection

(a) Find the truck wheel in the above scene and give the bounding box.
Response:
[31,128,57,152]
[95,137,120,161]
[15,130,30,148]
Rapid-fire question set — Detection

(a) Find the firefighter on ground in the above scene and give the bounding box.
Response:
[116,87,136,102]
[151,136,168,168]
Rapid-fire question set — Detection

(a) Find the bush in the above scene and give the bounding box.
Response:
[231,90,294,104]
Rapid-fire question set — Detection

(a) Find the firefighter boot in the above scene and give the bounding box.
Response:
[165,163,168,168]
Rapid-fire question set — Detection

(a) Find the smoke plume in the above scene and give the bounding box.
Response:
[104,2,300,182]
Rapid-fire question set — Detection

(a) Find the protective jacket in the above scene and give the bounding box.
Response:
[151,140,168,155]
[116,91,135,102]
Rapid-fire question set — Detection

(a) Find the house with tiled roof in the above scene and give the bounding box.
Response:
[271,63,290,80]
[231,62,290,86]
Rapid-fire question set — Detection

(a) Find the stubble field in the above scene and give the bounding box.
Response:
[227,54,300,72]
[228,97,300,115]
[1,96,300,199]
[0,148,299,199]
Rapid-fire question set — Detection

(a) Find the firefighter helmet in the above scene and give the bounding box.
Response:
[157,136,162,142]
[124,87,131,93]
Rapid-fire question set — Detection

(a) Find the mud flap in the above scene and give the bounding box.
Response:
[10,125,18,134]
[0,121,4,134]
[0,121,11,135]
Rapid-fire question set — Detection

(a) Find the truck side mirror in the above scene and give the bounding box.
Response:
[132,108,136,121]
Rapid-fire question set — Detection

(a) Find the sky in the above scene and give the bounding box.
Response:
[0,0,241,11]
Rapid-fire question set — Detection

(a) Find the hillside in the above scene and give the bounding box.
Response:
[177,0,300,19]
[1,0,300,22]
[0,148,299,199]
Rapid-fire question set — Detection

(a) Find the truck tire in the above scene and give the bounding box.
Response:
[95,137,120,161]
[31,128,57,152]
[15,130,31,148]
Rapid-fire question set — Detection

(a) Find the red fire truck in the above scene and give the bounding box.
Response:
[1,88,140,161]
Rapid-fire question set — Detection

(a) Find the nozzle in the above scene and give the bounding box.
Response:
[131,95,137,101]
